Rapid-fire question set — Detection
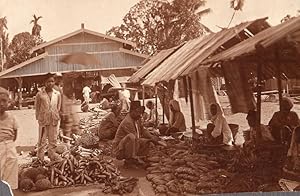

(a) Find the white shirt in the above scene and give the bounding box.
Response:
[82,86,91,98]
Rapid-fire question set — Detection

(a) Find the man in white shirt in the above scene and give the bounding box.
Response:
[82,85,91,104]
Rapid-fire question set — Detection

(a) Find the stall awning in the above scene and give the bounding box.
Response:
[128,45,182,83]
[141,17,269,86]
[203,16,300,64]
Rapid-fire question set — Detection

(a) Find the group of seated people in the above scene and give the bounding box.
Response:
[94,98,187,167]
[95,95,300,170]
[207,97,300,173]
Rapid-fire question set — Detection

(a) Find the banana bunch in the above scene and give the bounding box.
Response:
[228,147,257,172]
[47,153,119,187]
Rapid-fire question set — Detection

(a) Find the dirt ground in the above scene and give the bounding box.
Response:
[10,96,300,195]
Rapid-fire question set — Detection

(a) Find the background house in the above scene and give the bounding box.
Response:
[0,23,148,101]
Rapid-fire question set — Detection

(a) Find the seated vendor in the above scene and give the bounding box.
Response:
[97,104,122,140]
[166,100,186,135]
[112,101,159,166]
[246,110,275,144]
[285,126,300,172]
[206,103,233,146]
[143,100,157,127]
[269,97,300,144]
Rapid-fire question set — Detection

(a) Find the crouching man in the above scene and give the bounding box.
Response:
[112,101,159,167]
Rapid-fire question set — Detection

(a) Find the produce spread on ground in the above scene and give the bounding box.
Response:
[18,107,288,195]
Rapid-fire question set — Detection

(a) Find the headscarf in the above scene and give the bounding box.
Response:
[169,100,181,126]
[169,100,181,112]
[210,103,225,123]
[210,103,233,145]
[282,97,294,111]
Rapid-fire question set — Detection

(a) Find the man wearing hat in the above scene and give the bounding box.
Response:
[113,101,159,166]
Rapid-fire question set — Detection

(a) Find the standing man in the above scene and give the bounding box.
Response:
[82,83,91,104]
[82,83,91,112]
[35,73,61,161]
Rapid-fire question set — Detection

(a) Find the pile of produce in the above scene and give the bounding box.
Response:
[145,140,233,195]
[79,107,108,131]
[227,145,257,173]
[19,148,138,194]
[19,167,51,192]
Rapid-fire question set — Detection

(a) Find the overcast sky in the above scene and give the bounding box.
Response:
[1,0,299,41]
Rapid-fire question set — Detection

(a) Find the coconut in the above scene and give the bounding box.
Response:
[35,174,47,182]
[35,179,52,191]
[19,178,35,192]
[20,167,40,181]
[36,167,48,176]
[55,143,69,154]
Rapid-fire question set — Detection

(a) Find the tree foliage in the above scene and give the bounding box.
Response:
[0,17,9,70]
[30,14,44,46]
[6,32,36,68]
[107,0,211,54]
[230,0,245,11]
[31,14,42,37]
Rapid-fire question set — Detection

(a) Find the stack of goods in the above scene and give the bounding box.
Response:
[19,149,138,194]
[145,141,233,195]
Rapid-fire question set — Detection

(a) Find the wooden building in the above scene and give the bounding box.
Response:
[0,24,148,101]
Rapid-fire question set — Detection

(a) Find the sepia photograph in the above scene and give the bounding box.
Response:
[0,0,300,195]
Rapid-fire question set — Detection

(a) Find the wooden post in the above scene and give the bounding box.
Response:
[142,85,145,106]
[188,76,196,139]
[162,92,165,124]
[155,86,158,127]
[255,43,265,146]
[15,77,23,110]
[275,46,283,111]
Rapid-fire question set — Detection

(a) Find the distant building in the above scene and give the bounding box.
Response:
[0,24,148,100]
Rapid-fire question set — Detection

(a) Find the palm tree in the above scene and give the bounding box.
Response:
[0,17,7,70]
[227,0,245,28]
[0,17,7,34]
[30,14,42,37]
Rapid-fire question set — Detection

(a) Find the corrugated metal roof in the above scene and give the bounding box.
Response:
[129,45,181,83]
[31,28,136,53]
[142,17,269,86]
[203,16,300,64]
[0,53,48,78]
[0,51,146,79]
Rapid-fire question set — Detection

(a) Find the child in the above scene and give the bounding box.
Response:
[0,87,18,190]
